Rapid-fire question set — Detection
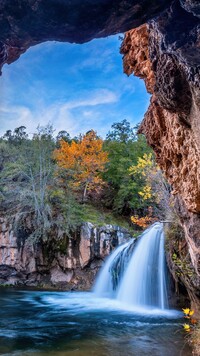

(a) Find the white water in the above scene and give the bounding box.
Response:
[94,222,168,311]
[93,240,132,297]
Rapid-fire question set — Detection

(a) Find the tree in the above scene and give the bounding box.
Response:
[103,120,152,214]
[129,153,155,201]
[3,130,13,142]
[0,125,55,239]
[56,130,71,144]
[3,126,28,144]
[13,126,28,142]
[54,130,109,201]
[106,119,136,143]
[0,125,85,242]
[129,152,171,225]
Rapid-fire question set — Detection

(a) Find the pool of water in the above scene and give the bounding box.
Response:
[0,289,191,355]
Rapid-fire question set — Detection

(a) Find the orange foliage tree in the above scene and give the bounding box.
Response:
[131,207,157,228]
[53,130,109,201]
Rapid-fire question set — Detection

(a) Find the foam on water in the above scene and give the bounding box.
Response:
[25,291,180,319]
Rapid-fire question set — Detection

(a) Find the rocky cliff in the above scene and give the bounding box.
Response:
[0,219,131,289]
[120,8,200,303]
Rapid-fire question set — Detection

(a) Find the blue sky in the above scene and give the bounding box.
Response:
[0,35,150,138]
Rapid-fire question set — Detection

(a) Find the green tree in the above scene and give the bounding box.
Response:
[56,130,71,144]
[0,125,82,242]
[106,119,136,143]
[3,126,28,145]
[103,120,153,214]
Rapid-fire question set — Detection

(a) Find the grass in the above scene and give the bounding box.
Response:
[81,203,140,237]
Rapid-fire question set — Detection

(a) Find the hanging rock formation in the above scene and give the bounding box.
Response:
[0,1,200,301]
[0,0,170,73]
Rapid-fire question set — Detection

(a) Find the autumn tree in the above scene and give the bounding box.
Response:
[54,130,109,201]
[129,152,171,227]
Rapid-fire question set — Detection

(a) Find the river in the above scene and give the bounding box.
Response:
[0,289,191,355]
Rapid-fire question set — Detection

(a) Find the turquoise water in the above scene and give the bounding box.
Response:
[0,289,191,355]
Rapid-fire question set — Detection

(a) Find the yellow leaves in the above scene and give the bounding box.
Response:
[183,308,194,316]
[129,153,157,204]
[129,153,153,176]
[183,323,191,332]
[138,185,152,200]
[183,308,190,315]
[182,308,196,334]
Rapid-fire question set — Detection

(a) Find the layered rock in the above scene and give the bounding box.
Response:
[0,219,131,289]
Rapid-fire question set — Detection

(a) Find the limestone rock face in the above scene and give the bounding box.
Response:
[120,4,200,296]
[0,219,131,289]
[120,25,155,93]
[140,96,200,214]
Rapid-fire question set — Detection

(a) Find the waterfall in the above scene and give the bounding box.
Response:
[93,222,168,310]
[93,241,132,297]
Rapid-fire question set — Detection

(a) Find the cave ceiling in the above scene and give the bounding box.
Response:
[0,0,172,72]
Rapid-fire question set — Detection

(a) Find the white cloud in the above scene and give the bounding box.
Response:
[61,89,118,110]
[0,105,34,135]
[53,89,118,136]
[0,88,119,138]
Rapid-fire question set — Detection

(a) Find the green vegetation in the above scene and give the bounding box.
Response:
[80,203,137,233]
[0,120,169,244]
[103,120,152,214]
[102,119,170,222]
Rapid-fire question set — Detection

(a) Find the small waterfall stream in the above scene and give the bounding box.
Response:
[93,222,168,310]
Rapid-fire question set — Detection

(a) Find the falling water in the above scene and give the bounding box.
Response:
[93,222,168,310]
[93,240,132,297]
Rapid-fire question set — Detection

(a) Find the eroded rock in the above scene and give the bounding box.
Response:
[120,7,200,302]
[0,219,132,289]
